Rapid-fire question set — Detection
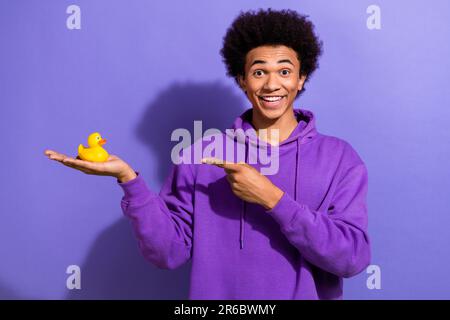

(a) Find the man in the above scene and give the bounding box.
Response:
[45,8,370,299]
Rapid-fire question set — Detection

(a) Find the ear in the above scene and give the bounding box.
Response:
[237,75,246,92]
[297,74,307,91]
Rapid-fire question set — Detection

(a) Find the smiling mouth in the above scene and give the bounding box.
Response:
[258,95,287,102]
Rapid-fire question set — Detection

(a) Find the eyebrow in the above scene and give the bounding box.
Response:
[250,59,294,67]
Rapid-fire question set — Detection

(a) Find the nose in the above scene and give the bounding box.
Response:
[263,73,281,91]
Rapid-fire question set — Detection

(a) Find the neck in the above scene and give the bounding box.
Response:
[251,107,298,145]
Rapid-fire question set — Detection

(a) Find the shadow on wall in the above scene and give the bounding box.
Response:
[67,81,246,299]
[66,217,191,299]
[137,80,247,182]
[0,280,26,300]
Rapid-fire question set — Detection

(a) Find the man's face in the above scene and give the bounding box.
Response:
[238,45,307,121]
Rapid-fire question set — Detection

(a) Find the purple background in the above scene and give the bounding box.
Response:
[1,0,450,299]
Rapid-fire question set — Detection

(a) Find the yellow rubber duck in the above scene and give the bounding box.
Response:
[78,132,109,162]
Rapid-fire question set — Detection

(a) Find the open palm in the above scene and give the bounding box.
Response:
[44,149,132,178]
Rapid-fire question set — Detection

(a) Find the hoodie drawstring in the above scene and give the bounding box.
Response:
[233,108,314,250]
[240,200,246,249]
[240,132,301,249]
[240,136,249,249]
[294,139,300,202]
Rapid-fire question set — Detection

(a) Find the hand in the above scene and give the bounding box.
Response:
[202,158,284,210]
[44,149,136,182]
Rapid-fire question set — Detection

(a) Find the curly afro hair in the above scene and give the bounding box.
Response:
[220,8,323,96]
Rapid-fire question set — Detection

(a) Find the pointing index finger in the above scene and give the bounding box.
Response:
[201,157,244,171]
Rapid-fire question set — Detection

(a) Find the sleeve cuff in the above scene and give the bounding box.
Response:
[266,192,308,230]
[117,171,154,201]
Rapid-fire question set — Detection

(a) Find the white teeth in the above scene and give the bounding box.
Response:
[261,96,283,102]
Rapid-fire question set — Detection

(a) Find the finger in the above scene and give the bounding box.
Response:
[44,149,62,157]
[45,150,71,162]
[222,162,245,174]
[232,182,242,192]
[201,157,245,171]
[226,174,236,184]
[224,167,236,175]
[201,157,225,167]
[44,149,58,159]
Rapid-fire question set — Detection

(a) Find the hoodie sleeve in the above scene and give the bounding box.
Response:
[266,163,370,278]
[117,164,194,270]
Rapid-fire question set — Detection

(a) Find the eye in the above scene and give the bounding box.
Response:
[253,70,264,77]
[280,69,291,76]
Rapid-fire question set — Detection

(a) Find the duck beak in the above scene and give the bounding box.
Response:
[99,138,107,145]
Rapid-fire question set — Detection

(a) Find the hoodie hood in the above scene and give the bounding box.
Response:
[230,108,318,145]
[229,108,318,249]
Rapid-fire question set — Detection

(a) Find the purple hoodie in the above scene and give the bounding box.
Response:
[118,108,370,300]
